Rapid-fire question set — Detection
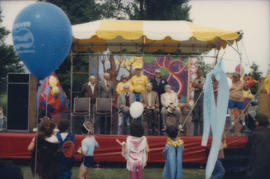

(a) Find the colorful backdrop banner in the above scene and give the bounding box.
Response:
[97,55,198,106]
[143,56,190,105]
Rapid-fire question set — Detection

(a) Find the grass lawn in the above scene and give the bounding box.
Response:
[21,166,205,179]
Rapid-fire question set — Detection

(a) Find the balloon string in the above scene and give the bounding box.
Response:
[34,136,38,179]
[45,79,48,116]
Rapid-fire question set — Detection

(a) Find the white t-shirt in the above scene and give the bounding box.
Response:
[60,132,68,140]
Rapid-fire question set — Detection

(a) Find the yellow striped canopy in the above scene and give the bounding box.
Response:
[72,20,242,53]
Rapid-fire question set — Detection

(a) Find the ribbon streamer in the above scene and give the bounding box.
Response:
[201,60,229,179]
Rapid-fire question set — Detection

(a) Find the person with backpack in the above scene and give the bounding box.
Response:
[56,119,76,179]
[78,121,98,179]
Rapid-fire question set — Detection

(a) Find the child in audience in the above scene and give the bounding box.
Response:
[57,119,76,179]
[28,117,60,179]
[163,124,184,179]
[116,121,149,179]
[78,121,98,179]
[212,136,227,179]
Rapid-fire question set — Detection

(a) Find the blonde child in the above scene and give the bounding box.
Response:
[116,121,149,179]
[78,121,98,179]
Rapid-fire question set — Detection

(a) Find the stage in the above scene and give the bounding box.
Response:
[0,132,248,163]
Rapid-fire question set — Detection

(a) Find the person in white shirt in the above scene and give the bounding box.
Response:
[161,85,182,130]
[80,75,98,123]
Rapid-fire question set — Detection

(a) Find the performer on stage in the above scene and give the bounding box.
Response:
[228,72,248,136]
[81,76,98,98]
[130,67,148,101]
[118,84,136,134]
[150,69,168,99]
[192,69,205,136]
[116,74,134,95]
[98,72,115,98]
[161,85,182,131]
[80,75,98,122]
[97,72,115,134]
[140,83,160,135]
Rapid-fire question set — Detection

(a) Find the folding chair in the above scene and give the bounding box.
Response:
[95,98,113,134]
[71,97,91,133]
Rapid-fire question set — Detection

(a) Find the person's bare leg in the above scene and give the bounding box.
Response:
[79,164,87,179]
[229,109,235,125]
[85,167,90,179]
[239,110,245,126]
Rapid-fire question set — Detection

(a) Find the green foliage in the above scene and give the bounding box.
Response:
[248,62,262,94]
[44,0,103,24]
[0,9,24,93]
[127,0,191,20]
[197,57,213,77]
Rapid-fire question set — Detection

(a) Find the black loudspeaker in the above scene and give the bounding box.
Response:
[7,73,37,131]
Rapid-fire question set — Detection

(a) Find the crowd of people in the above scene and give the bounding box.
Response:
[24,112,270,179]
[80,65,253,137]
[0,67,269,179]
[80,67,183,135]
[26,116,185,179]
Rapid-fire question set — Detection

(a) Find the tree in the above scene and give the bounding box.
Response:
[45,0,103,24]
[126,0,192,20]
[45,0,193,96]
[197,57,213,77]
[0,9,24,93]
[248,62,262,94]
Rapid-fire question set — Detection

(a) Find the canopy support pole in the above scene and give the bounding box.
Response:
[226,40,242,56]
[236,41,243,64]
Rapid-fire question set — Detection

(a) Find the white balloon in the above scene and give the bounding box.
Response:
[227,77,232,89]
[130,102,144,118]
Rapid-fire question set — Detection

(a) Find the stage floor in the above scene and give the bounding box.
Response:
[0,132,248,163]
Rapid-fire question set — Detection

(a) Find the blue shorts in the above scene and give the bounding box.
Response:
[228,99,244,110]
[82,156,94,168]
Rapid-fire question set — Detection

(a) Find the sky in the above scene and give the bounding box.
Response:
[1,0,269,75]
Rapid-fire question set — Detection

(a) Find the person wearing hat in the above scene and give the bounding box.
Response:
[246,113,270,179]
[116,74,134,95]
[228,72,248,136]
[130,67,148,101]
[78,121,98,179]
[150,68,168,100]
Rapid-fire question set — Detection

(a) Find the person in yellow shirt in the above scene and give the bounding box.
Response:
[130,67,148,101]
[116,74,134,95]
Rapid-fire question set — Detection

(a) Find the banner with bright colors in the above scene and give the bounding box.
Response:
[143,56,191,105]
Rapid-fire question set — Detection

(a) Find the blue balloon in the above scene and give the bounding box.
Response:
[12,2,72,79]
